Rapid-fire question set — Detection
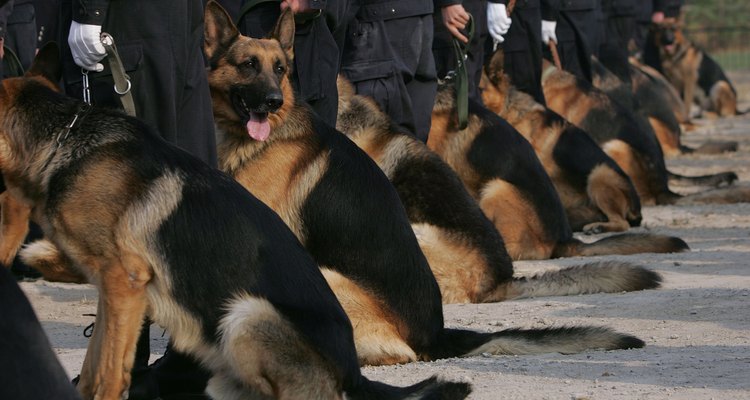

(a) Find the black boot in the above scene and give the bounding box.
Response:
[151,345,211,399]
[127,320,160,399]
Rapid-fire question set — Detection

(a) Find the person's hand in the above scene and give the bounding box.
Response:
[281,0,312,12]
[0,37,4,59]
[487,3,512,44]
[68,21,106,72]
[541,20,557,44]
[442,4,471,43]
[651,11,665,24]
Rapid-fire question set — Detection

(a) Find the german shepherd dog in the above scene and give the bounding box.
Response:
[539,61,750,206]
[590,55,736,158]
[0,45,474,400]
[427,82,687,260]
[652,19,742,118]
[481,50,643,234]
[204,1,647,368]
[336,76,662,303]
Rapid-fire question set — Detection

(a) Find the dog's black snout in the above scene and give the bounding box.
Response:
[265,93,284,112]
[663,31,675,45]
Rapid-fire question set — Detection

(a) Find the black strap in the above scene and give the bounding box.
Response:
[450,13,475,130]
[2,45,24,77]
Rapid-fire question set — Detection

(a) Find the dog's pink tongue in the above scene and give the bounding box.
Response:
[246,113,270,141]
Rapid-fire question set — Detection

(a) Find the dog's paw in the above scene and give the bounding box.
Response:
[582,223,605,235]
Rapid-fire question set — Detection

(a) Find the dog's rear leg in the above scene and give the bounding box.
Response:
[0,192,31,266]
[479,179,555,260]
[583,165,633,234]
[321,268,417,365]
[215,295,343,400]
[77,254,151,400]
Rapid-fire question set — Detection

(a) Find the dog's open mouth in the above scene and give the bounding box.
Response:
[232,94,271,141]
[664,43,676,55]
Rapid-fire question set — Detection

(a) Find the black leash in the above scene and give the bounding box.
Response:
[450,13,475,130]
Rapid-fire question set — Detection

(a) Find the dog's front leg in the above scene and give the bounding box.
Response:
[0,191,31,267]
[683,66,698,118]
[77,255,151,400]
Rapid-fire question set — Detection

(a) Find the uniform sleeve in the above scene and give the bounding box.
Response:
[541,0,561,20]
[0,0,14,40]
[72,0,109,25]
[434,0,462,9]
[652,0,665,13]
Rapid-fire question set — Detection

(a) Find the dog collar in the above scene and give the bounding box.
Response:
[40,103,94,173]
[56,103,93,146]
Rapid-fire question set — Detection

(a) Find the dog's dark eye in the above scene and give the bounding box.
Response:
[274,61,285,75]
[241,57,258,70]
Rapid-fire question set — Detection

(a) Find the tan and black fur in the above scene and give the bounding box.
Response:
[427,81,687,261]
[590,55,736,158]
[652,19,742,118]
[481,50,643,234]
[201,1,648,368]
[539,60,750,206]
[0,43,473,400]
[336,76,663,304]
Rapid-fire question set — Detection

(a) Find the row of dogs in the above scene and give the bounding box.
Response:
[1,3,747,399]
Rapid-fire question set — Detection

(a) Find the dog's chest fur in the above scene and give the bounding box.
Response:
[216,118,328,241]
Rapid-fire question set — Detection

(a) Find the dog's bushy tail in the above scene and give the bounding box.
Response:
[348,376,471,400]
[553,233,688,258]
[492,261,661,301]
[19,239,87,283]
[426,326,644,361]
[679,141,738,155]
[667,170,737,187]
[672,185,750,205]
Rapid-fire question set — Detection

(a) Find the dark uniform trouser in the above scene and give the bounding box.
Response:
[60,0,217,167]
[501,4,545,105]
[1,268,82,400]
[597,13,637,85]
[342,14,437,142]
[551,9,595,82]
[432,0,488,103]
[3,2,36,77]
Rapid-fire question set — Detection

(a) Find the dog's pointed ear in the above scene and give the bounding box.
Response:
[25,42,62,83]
[204,0,240,61]
[271,9,295,60]
[484,48,505,84]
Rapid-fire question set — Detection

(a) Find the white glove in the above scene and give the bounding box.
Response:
[487,3,512,44]
[68,21,106,72]
[541,20,557,44]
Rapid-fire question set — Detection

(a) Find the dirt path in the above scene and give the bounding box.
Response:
[20,104,750,399]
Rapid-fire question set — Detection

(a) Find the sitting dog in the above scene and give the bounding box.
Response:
[652,19,742,118]
[427,82,687,260]
[203,0,648,367]
[540,60,750,206]
[481,49,644,234]
[336,76,664,303]
[0,44,469,400]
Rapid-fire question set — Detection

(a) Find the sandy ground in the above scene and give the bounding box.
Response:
[19,86,750,399]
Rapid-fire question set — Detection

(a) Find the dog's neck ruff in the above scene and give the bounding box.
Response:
[40,103,93,173]
[541,64,557,84]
